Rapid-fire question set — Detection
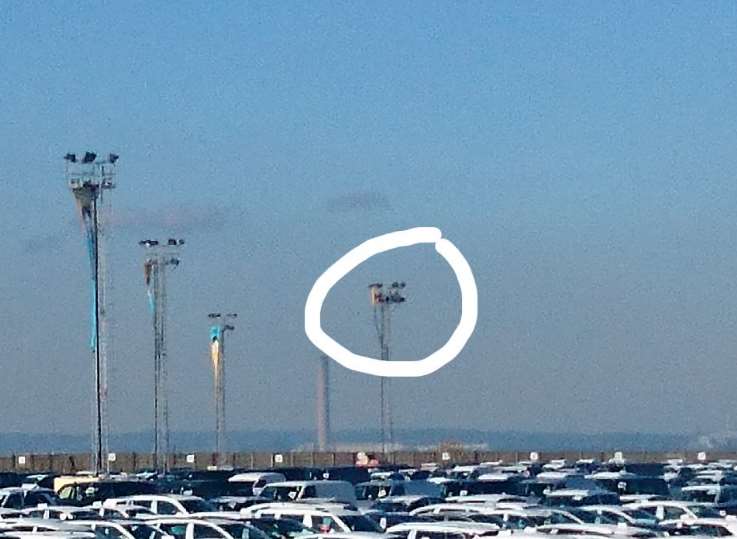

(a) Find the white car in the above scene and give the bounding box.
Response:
[626,501,722,521]
[8,532,97,539]
[543,489,620,508]
[0,487,60,509]
[228,473,286,496]
[73,519,168,539]
[103,495,215,516]
[23,505,101,521]
[662,517,737,536]
[0,508,23,520]
[536,523,656,538]
[577,506,659,528]
[410,502,527,518]
[355,480,441,502]
[151,518,270,539]
[258,481,357,504]
[243,502,380,533]
[300,534,393,539]
[5,518,88,533]
[444,494,529,506]
[386,521,499,539]
[95,504,156,519]
[448,466,495,480]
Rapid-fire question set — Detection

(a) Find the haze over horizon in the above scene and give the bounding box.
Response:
[1,2,737,442]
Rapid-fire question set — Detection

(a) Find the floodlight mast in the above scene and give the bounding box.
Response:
[208,312,237,466]
[66,152,117,475]
[368,281,406,454]
[140,238,184,473]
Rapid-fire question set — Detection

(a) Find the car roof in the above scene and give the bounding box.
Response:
[229,473,285,482]
[245,502,358,515]
[129,494,202,500]
[301,534,392,539]
[546,489,608,496]
[581,505,629,512]
[682,485,733,491]
[629,500,705,508]
[376,495,431,503]
[266,486,350,487]
[537,523,651,536]
[387,521,499,532]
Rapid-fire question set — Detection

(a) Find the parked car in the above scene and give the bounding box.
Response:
[259,481,357,504]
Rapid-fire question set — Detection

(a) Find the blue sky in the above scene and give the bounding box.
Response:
[1,1,737,442]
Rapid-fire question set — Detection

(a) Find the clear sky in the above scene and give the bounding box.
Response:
[1,1,737,441]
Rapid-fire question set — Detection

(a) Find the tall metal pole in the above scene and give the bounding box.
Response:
[91,195,103,472]
[152,262,160,465]
[67,152,117,475]
[209,313,236,467]
[316,354,331,451]
[378,303,387,453]
[141,239,183,473]
[369,282,406,454]
[160,261,170,467]
[381,302,393,450]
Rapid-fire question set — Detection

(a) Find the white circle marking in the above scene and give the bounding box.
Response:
[304,227,478,377]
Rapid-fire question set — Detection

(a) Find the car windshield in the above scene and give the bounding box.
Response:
[521,515,549,526]
[180,499,216,513]
[356,484,391,500]
[127,507,154,517]
[686,526,726,537]
[339,515,381,532]
[682,490,718,504]
[625,479,669,496]
[569,509,613,524]
[123,524,167,539]
[467,515,504,525]
[260,486,303,501]
[220,524,269,539]
[543,495,591,508]
[622,508,658,522]
[689,505,722,518]
[373,501,405,512]
[67,510,101,520]
[248,519,313,539]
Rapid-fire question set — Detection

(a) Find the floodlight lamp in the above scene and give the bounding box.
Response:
[64,153,77,163]
[108,153,119,164]
[82,152,97,164]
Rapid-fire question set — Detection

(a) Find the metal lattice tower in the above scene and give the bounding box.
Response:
[208,313,236,466]
[140,238,184,473]
[368,281,406,453]
[66,151,118,475]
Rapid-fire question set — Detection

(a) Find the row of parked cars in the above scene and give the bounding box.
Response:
[0,458,736,539]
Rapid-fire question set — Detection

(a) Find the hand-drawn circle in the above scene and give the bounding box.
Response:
[304,227,478,377]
